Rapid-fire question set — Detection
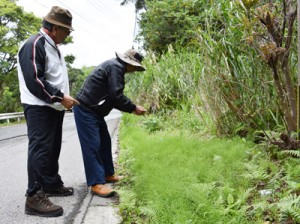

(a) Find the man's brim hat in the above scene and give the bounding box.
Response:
[44,6,74,31]
[116,49,146,71]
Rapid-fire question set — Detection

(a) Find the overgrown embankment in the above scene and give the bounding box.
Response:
[117,115,300,223]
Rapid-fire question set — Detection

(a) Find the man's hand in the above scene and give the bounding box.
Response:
[134,105,146,115]
[61,95,80,110]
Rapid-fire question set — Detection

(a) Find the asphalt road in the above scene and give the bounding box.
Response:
[0,110,121,224]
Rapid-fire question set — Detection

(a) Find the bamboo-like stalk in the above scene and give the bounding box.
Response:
[297,0,300,139]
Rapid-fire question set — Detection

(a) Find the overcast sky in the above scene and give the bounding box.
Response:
[16,0,138,68]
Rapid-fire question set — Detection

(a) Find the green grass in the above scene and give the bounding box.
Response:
[117,115,259,224]
[117,114,300,223]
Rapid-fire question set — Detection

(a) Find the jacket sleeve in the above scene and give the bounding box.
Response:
[18,34,64,103]
[108,65,136,113]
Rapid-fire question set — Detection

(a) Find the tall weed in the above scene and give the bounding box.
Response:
[126,0,288,137]
[126,45,280,137]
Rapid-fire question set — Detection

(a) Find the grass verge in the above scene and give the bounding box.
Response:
[116,114,261,223]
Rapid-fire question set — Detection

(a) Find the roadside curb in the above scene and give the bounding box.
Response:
[72,118,122,224]
[72,192,92,224]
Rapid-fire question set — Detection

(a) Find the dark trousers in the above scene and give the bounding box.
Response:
[23,104,65,196]
[73,105,114,186]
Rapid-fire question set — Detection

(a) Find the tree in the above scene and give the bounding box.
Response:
[120,0,147,11]
[241,0,298,134]
[138,0,207,54]
[0,0,41,79]
[124,0,298,139]
[0,0,41,111]
[0,0,40,72]
[0,0,77,112]
[68,67,84,97]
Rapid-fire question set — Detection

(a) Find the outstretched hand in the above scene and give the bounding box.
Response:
[134,105,146,115]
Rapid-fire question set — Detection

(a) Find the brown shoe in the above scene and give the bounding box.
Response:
[105,175,123,183]
[91,184,116,197]
[25,190,63,217]
[45,185,74,197]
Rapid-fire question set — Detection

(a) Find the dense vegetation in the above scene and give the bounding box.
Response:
[1,0,298,139]
[123,0,298,140]
[115,0,300,223]
[2,0,300,222]
[117,114,300,223]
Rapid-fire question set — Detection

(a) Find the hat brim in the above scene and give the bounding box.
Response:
[116,52,146,71]
[43,16,74,31]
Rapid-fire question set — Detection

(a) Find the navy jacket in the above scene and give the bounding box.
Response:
[77,58,136,117]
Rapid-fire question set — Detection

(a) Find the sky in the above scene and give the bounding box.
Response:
[16,0,138,68]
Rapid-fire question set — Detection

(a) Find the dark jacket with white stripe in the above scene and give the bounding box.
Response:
[17,29,69,111]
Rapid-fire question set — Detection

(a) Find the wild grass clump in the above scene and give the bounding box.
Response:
[135,0,298,136]
[125,45,282,139]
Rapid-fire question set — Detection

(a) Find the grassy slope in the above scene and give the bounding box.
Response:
[117,115,259,224]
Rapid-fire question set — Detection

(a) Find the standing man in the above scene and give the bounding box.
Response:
[17,6,79,217]
[73,49,146,197]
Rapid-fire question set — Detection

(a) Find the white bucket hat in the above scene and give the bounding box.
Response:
[116,49,146,71]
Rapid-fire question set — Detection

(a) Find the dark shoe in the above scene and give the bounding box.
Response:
[105,175,124,183]
[45,185,74,197]
[25,190,63,217]
[91,184,116,197]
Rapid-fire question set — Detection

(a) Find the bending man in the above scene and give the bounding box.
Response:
[73,49,146,197]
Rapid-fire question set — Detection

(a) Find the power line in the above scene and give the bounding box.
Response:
[132,10,138,48]
[55,0,133,45]
[56,0,92,25]
[87,0,121,26]
[33,0,48,10]
[19,0,138,63]
[30,0,116,48]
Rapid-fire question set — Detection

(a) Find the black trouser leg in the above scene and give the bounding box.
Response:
[24,104,64,196]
